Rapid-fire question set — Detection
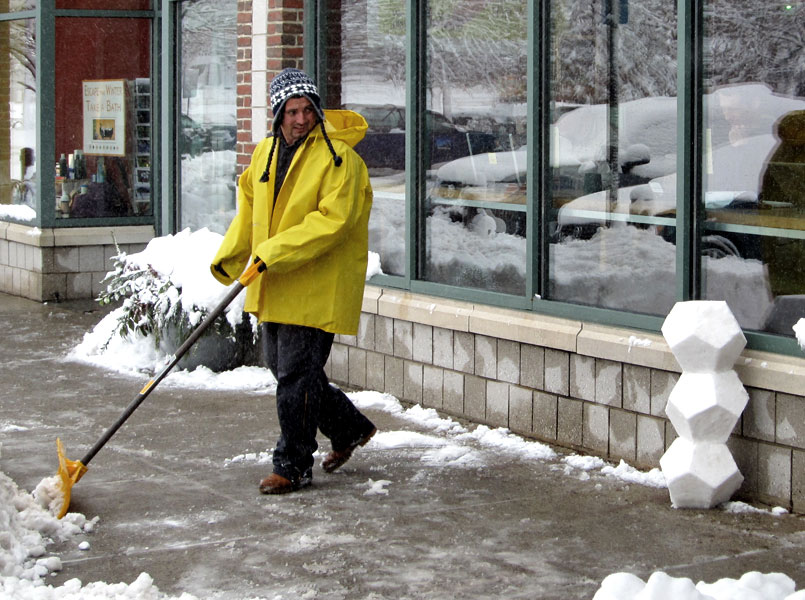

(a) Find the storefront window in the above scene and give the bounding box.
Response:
[178,0,237,234]
[53,17,151,220]
[1,18,36,220]
[422,0,527,294]
[702,1,805,336]
[548,0,678,314]
[335,0,407,277]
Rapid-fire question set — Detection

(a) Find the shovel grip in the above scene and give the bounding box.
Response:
[238,258,266,287]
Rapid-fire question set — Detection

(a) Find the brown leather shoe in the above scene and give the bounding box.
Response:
[258,471,312,494]
[322,427,377,473]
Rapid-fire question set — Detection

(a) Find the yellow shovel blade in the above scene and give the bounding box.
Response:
[55,438,88,519]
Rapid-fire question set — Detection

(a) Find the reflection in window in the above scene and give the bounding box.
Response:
[702,2,805,335]
[53,18,151,220]
[1,18,36,221]
[178,0,238,235]
[335,0,407,277]
[422,0,527,294]
[4,1,37,11]
[548,0,679,315]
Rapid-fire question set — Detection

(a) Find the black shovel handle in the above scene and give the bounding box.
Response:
[79,259,265,466]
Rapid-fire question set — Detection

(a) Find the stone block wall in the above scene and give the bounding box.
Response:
[0,222,152,301]
[327,286,805,514]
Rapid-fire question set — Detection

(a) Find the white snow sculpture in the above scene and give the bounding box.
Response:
[660,439,744,509]
[661,301,746,373]
[664,371,748,442]
[660,301,748,509]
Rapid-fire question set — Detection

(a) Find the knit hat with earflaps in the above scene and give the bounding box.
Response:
[260,68,342,182]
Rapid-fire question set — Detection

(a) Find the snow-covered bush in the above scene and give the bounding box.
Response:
[93,229,259,372]
[98,254,185,348]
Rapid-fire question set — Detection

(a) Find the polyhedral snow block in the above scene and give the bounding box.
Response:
[659,438,744,509]
[664,371,749,443]
[661,301,746,373]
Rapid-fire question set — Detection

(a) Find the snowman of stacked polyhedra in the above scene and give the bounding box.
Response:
[659,301,749,509]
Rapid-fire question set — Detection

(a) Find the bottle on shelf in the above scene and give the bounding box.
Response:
[74,150,85,180]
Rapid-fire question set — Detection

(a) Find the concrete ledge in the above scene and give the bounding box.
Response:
[362,285,382,314]
[6,223,55,246]
[4,224,154,248]
[737,350,805,398]
[377,289,472,332]
[470,303,580,352]
[52,225,154,247]
[577,323,677,372]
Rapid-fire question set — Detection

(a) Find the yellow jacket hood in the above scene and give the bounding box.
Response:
[321,109,369,148]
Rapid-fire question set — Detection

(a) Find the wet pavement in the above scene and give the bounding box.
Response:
[1,292,804,599]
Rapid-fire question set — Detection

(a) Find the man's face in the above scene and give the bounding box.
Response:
[279,96,317,145]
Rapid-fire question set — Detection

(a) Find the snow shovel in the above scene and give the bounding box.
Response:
[50,258,266,518]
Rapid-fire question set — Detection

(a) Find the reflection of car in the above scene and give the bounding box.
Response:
[555,132,802,259]
[180,114,210,157]
[424,96,682,236]
[425,133,593,235]
[346,104,497,171]
[556,85,805,259]
[426,147,529,235]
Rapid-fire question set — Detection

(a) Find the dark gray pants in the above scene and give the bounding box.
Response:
[261,322,375,481]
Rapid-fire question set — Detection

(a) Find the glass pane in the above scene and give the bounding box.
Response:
[702,1,805,336]
[336,0,407,277]
[550,0,678,314]
[56,1,151,9]
[178,0,237,234]
[54,18,151,219]
[422,0,527,294]
[1,18,36,220]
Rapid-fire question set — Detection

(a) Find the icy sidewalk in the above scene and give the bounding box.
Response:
[1,293,804,599]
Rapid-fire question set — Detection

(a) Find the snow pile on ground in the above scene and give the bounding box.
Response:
[0,572,200,600]
[0,443,201,599]
[69,227,382,379]
[595,570,805,600]
[0,449,97,582]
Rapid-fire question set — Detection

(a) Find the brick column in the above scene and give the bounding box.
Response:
[236,1,256,173]
[237,0,305,175]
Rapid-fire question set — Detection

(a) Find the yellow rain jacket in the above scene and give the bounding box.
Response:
[210,109,372,335]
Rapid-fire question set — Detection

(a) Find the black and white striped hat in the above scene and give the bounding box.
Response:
[259,67,342,182]
[269,68,324,131]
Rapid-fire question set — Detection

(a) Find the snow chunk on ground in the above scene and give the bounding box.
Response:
[32,475,66,516]
[1,572,200,600]
[594,570,801,600]
[0,453,97,582]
